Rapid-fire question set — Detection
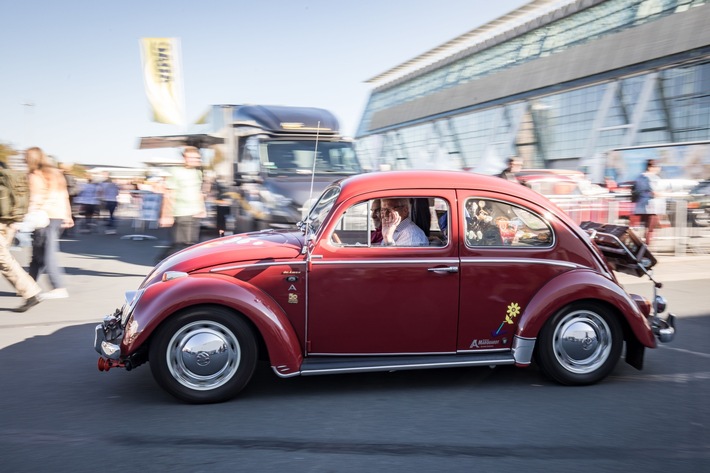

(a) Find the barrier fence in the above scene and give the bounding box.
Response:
[554,197,710,256]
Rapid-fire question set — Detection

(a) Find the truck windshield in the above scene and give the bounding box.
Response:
[261,140,361,175]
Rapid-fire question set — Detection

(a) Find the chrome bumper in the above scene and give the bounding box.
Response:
[651,313,676,343]
[94,311,124,360]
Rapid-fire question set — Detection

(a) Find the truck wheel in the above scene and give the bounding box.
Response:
[149,306,257,403]
[536,302,622,386]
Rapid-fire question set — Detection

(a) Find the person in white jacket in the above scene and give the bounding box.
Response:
[24,147,74,300]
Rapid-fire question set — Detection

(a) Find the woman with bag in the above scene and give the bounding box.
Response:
[24,147,74,299]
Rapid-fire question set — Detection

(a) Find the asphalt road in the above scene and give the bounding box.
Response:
[0,220,708,472]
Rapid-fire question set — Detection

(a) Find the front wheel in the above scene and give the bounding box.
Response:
[149,306,257,403]
[536,302,622,386]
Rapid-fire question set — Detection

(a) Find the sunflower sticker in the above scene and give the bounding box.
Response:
[495,302,521,336]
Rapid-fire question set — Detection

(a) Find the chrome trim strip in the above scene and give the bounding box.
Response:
[210,261,307,273]
[311,258,459,266]
[300,358,516,376]
[456,348,509,354]
[512,335,536,365]
[460,257,581,269]
[308,351,456,356]
[272,367,301,378]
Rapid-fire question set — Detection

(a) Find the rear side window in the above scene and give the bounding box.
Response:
[464,198,552,248]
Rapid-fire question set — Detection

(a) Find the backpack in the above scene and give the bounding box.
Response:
[0,167,30,222]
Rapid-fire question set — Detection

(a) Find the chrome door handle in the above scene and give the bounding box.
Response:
[427,266,459,273]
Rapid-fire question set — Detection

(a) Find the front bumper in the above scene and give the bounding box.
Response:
[94,310,124,360]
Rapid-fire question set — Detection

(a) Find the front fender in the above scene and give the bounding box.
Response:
[122,273,303,374]
[516,269,656,348]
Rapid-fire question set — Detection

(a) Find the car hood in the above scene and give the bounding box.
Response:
[147,230,304,283]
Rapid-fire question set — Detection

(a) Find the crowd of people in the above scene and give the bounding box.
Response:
[2,145,215,313]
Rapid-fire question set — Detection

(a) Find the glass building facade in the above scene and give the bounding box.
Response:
[355,0,710,181]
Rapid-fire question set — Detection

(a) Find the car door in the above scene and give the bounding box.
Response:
[306,191,459,355]
[456,191,566,352]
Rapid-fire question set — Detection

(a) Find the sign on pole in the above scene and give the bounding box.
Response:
[139,37,186,128]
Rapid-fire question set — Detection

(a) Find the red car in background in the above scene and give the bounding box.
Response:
[515,170,633,224]
[94,171,675,403]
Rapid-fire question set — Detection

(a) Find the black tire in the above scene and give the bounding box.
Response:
[149,306,257,403]
[536,302,622,386]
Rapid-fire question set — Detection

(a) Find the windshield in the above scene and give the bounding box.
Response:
[303,185,341,235]
[260,139,361,175]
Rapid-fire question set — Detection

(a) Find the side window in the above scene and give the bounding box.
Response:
[330,201,370,246]
[330,197,450,247]
[464,198,552,248]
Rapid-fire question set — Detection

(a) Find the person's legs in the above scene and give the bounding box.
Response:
[155,217,191,263]
[43,219,66,291]
[188,215,201,244]
[0,223,42,300]
[106,201,117,228]
[29,226,47,281]
[645,214,659,246]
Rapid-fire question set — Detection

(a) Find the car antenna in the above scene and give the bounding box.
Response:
[302,121,320,257]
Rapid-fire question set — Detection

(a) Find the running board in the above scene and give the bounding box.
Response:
[298,353,516,376]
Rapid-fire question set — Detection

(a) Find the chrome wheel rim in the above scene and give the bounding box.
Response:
[552,310,611,374]
[166,321,241,391]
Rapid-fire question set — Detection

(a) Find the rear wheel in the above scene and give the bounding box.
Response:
[536,302,622,385]
[149,306,257,403]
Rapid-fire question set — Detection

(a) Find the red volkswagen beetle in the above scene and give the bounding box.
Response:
[94,171,675,403]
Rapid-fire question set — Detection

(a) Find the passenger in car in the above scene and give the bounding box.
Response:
[380,198,429,247]
[410,198,431,238]
[370,199,383,244]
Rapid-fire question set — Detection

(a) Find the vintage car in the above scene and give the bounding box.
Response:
[94,171,676,403]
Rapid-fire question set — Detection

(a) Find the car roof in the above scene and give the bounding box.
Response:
[336,170,547,203]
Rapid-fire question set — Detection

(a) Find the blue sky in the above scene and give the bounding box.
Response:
[0,0,529,167]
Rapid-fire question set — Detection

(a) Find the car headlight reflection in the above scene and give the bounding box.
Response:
[121,289,145,325]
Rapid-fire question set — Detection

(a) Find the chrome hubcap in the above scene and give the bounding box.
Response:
[166,321,241,391]
[553,310,611,374]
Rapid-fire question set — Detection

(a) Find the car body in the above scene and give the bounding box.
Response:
[94,171,676,403]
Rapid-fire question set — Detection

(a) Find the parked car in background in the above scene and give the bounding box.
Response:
[94,171,675,403]
[687,179,710,227]
[514,171,626,224]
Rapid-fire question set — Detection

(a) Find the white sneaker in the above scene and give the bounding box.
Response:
[42,288,69,299]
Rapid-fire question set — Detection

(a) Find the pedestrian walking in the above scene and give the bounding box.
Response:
[0,160,44,312]
[75,178,100,233]
[25,147,74,300]
[633,159,663,246]
[156,146,206,262]
[99,175,120,234]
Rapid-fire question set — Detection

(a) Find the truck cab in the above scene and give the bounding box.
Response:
[222,105,361,231]
[139,104,362,233]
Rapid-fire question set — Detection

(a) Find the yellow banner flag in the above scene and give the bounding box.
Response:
[139,38,186,127]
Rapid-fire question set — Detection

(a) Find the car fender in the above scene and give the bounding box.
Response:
[516,269,656,348]
[123,273,303,374]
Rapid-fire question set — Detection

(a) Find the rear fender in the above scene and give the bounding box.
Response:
[516,269,656,348]
[123,273,303,374]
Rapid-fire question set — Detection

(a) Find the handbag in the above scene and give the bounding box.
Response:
[23,209,50,230]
